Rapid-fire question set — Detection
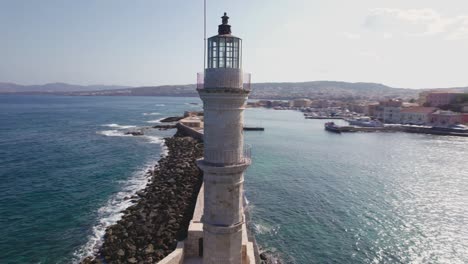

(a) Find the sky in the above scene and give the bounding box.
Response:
[1,0,468,88]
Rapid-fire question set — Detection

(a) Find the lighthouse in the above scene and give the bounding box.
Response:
[196,13,251,264]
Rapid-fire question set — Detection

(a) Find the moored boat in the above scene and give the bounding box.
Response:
[347,117,383,127]
[325,122,341,133]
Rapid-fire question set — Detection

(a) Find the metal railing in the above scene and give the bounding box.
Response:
[196,72,252,91]
[244,143,252,161]
[243,73,251,91]
[197,72,204,90]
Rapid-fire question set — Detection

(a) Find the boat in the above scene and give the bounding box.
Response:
[431,124,468,133]
[324,122,341,133]
[347,117,383,127]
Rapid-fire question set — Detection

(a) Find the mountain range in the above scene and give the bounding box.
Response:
[1,81,467,101]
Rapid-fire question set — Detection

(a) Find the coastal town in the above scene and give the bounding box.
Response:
[248,90,468,132]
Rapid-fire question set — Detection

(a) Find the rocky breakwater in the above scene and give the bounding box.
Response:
[82,136,203,264]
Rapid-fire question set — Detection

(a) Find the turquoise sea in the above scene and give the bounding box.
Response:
[1,95,467,264]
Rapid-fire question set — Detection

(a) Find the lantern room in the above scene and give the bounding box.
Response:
[207,13,242,69]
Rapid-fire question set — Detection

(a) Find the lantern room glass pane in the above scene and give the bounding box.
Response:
[207,36,242,69]
[207,40,212,68]
[239,39,242,68]
[219,59,224,67]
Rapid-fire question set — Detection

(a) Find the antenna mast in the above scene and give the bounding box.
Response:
[203,0,206,70]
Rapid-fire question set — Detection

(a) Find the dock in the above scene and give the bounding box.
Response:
[305,116,343,120]
[402,126,468,137]
[340,126,396,132]
[243,127,265,131]
[327,124,468,137]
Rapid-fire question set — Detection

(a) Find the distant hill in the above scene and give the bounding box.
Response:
[250,81,415,100]
[65,85,197,97]
[65,81,422,100]
[2,81,467,100]
[0,82,131,93]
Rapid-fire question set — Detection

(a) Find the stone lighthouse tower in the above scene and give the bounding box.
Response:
[197,13,251,264]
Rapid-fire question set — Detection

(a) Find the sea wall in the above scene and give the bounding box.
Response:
[157,242,185,264]
[175,123,204,141]
[81,136,203,264]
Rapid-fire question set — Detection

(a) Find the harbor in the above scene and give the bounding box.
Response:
[243,108,468,263]
[297,109,468,137]
[323,121,468,137]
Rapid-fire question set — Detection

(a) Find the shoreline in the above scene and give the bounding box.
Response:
[72,133,168,263]
[80,134,203,264]
[72,161,157,263]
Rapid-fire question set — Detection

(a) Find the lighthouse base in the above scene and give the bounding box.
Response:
[202,222,243,264]
[183,183,257,264]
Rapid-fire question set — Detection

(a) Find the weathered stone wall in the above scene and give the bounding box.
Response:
[175,123,204,141]
[157,242,185,264]
[199,92,248,165]
[197,76,251,263]
[184,185,204,258]
[204,68,243,89]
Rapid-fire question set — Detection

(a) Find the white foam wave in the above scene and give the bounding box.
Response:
[155,104,165,106]
[97,130,132,137]
[72,137,168,263]
[146,136,168,156]
[101,123,137,129]
[142,112,161,116]
[72,163,152,263]
[161,144,169,156]
[253,223,281,236]
[253,223,271,235]
[146,136,163,144]
[146,118,164,124]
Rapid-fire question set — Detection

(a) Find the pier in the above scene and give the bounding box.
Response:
[326,124,468,137]
[305,116,343,120]
[243,127,265,131]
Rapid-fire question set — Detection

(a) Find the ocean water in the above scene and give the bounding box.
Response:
[1,96,467,264]
[244,108,468,264]
[0,95,201,264]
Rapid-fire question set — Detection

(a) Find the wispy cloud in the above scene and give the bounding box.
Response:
[358,50,382,61]
[340,32,361,40]
[364,8,468,40]
[382,32,393,39]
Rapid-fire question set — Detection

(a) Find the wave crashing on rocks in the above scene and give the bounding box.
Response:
[80,136,203,264]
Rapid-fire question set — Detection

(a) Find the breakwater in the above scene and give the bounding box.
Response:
[81,136,203,264]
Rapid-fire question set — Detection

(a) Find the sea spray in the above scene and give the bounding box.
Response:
[80,136,203,264]
[96,130,133,137]
[145,118,165,124]
[73,139,168,263]
[101,124,137,129]
[146,136,164,144]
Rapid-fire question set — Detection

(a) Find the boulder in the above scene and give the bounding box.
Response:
[124,131,144,136]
